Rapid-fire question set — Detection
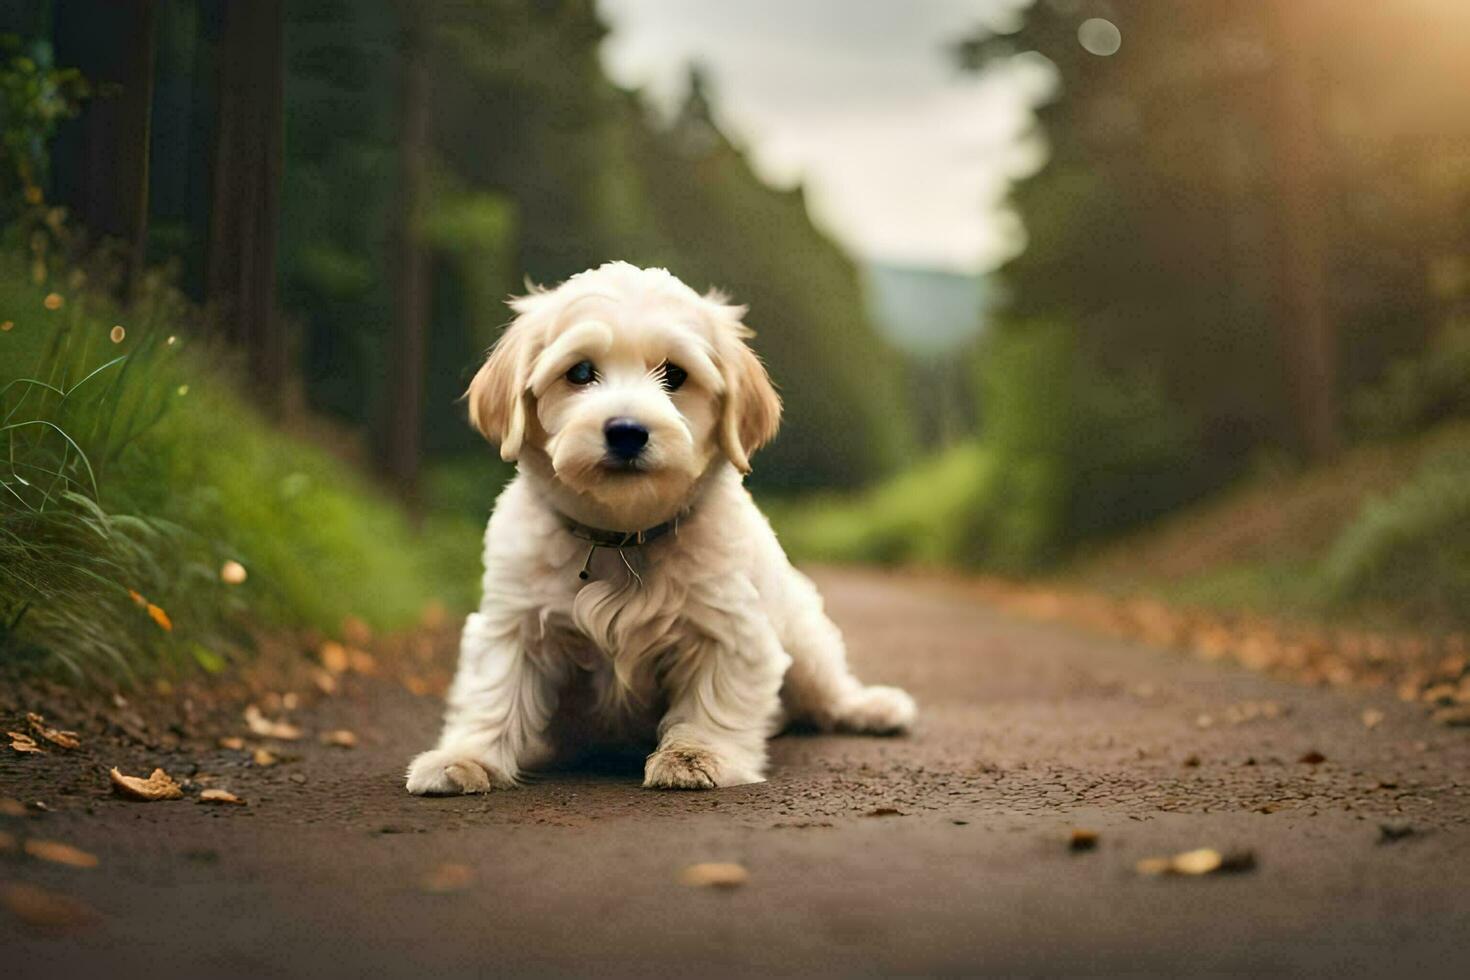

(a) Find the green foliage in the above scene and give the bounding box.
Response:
[1321,448,1470,622]
[1350,318,1470,438]
[777,319,1199,570]
[0,34,89,208]
[770,444,997,565]
[0,255,475,681]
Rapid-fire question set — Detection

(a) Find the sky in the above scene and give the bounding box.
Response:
[597,0,1057,275]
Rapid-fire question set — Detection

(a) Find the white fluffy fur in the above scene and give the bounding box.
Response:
[407,263,915,794]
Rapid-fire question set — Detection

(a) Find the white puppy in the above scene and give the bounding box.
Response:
[406,262,916,794]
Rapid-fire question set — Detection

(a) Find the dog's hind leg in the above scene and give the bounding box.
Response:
[406,611,564,795]
[776,569,916,736]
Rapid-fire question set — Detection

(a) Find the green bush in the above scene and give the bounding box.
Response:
[1350,318,1470,438]
[774,319,1200,571]
[0,256,477,681]
[1321,447,1470,621]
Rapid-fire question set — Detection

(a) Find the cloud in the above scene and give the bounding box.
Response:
[598,0,1052,273]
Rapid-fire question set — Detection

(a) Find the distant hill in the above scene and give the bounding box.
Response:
[860,262,990,359]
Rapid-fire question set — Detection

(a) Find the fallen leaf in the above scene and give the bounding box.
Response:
[348,648,377,675]
[218,736,245,751]
[1170,848,1224,875]
[8,731,43,754]
[421,863,475,893]
[199,789,246,806]
[318,641,350,675]
[1431,705,1470,728]
[321,729,358,748]
[1069,828,1099,851]
[109,767,184,801]
[865,807,903,817]
[678,862,748,888]
[252,748,279,767]
[27,712,80,750]
[1137,847,1255,876]
[1135,856,1173,876]
[243,705,302,741]
[1,882,96,929]
[1298,750,1327,765]
[1361,708,1385,730]
[312,669,338,695]
[23,840,98,868]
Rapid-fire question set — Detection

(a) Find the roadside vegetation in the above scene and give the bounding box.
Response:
[0,247,481,681]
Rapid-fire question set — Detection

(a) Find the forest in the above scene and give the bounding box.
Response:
[2,0,1468,681]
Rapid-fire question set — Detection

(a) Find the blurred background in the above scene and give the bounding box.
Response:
[1,0,1468,681]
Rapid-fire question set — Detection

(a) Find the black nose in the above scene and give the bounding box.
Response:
[603,418,649,460]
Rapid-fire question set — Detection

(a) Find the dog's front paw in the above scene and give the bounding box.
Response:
[645,740,765,790]
[834,685,916,735]
[405,748,508,796]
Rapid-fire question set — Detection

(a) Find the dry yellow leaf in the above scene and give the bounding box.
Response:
[1137,847,1255,877]
[243,705,302,741]
[218,736,246,751]
[348,648,377,675]
[23,839,99,868]
[1069,828,1100,851]
[318,641,349,675]
[321,729,358,749]
[27,712,80,750]
[312,669,338,696]
[421,863,475,893]
[109,767,184,801]
[678,862,749,888]
[252,748,279,767]
[1135,856,1173,876]
[1169,848,1223,875]
[1,882,95,929]
[199,789,246,806]
[8,731,43,754]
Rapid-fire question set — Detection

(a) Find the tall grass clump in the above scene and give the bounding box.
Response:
[0,252,476,682]
[1321,445,1470,623]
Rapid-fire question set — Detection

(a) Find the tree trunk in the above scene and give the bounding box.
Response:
[51,0,157,298]
[1269,0,1339,460]
[382,9,432,507]
[206,0,286,395]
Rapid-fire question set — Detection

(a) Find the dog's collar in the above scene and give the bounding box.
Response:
[560,511,684,582]
[561,514,680,548]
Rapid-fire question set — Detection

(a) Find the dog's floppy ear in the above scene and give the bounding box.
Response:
[466,315,534,461]
[708,295,781,474]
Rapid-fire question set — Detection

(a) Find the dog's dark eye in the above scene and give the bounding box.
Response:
[661,362,688,392]
[566,360,597,386]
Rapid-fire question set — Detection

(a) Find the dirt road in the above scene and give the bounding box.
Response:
[5,568,1470,976]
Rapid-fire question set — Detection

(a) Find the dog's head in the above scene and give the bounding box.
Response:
[466,263,780,526]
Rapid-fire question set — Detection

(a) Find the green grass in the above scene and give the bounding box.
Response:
[0,255,481,681]
[767,443,1002,566]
